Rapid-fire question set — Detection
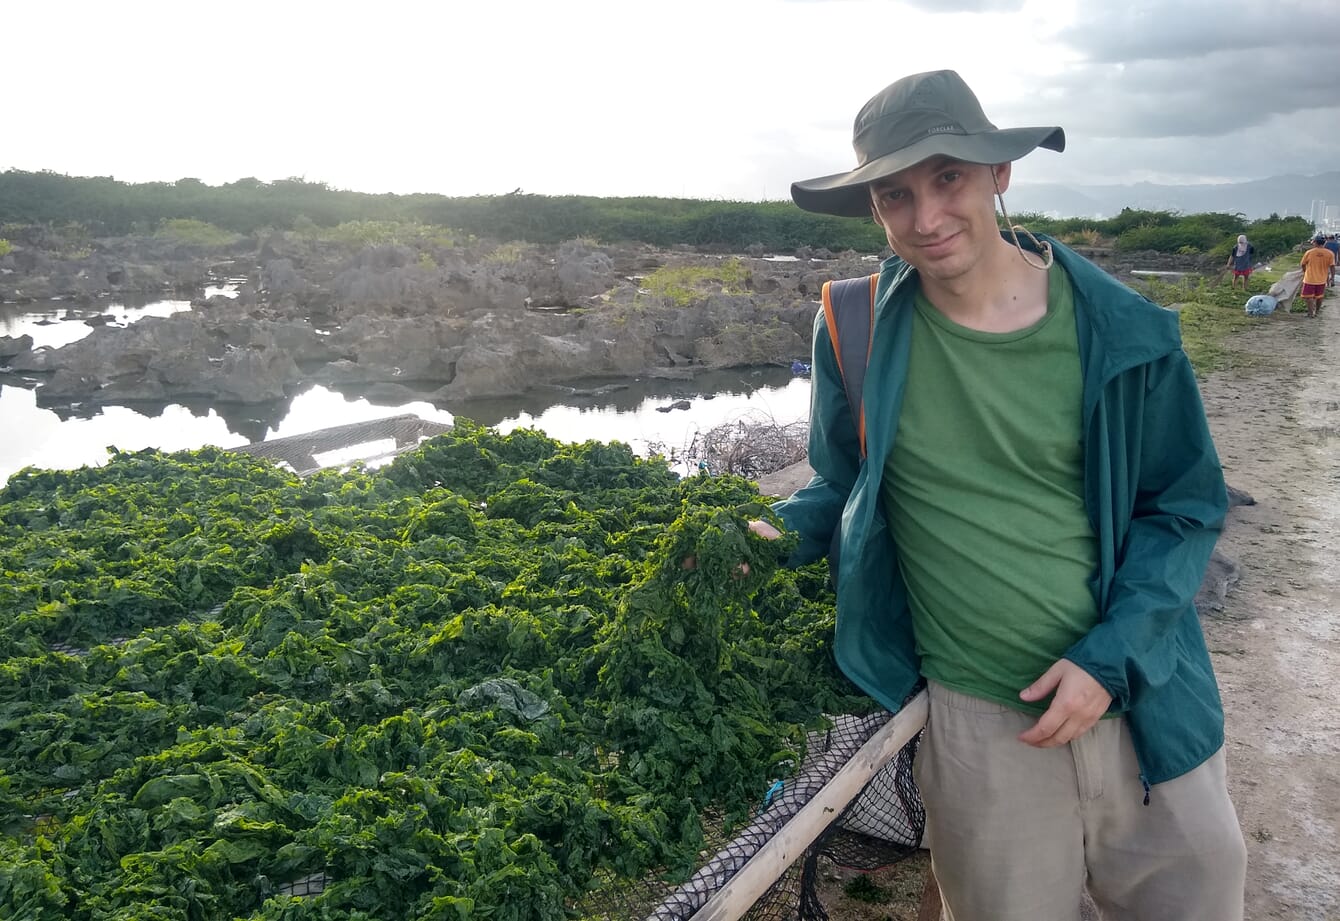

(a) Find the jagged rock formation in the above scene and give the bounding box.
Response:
[2,231,871,407]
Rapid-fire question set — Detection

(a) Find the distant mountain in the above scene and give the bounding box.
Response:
[1009,172,1340,222]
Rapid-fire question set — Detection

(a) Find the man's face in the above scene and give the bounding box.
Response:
[868,156,1008,284]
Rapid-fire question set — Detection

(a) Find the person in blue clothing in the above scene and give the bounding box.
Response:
[751,70,1246,920]
[1325,233,1339,286]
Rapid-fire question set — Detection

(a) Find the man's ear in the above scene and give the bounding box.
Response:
[868,192,884,229]
[991,161,1013,194]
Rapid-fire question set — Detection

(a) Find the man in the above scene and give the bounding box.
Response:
[1226,233,1255,290]
[756,70,1246,920]
[1300,234,1334,318]
[1323,233,1339,286]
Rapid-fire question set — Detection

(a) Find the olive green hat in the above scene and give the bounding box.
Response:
[791,70,1066,218]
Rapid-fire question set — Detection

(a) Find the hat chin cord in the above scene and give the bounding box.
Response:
[993,172,1053,271]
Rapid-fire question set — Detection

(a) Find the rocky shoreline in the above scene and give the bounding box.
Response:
[0,228,1214,412]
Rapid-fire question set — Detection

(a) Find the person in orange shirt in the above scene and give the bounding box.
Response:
[1300,235,1335,318]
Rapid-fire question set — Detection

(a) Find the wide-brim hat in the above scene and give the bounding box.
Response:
[792,70,1065,218]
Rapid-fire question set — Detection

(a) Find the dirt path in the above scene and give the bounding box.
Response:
[1201,292,1340,921]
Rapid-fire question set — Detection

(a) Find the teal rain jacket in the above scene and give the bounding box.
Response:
[773,235,1228,787]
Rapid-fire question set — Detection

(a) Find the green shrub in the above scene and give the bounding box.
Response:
[1105,208,1180,234]
[0,169,1317,257]
[1115,222,1223,254]
[0,238,10,257]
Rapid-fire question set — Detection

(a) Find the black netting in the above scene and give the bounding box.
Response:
[569,708,925,921]
[814,731,925,871]
[798,730,925,921]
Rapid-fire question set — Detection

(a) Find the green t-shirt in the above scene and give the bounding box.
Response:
[881,263,1099,714]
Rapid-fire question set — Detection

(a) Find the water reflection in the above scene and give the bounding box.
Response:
[33,388,289,444]
[449,366,798,425]
[0,295,194,349]
[2,385,250,482]
[3,290,812,485]
[2,367,811,485]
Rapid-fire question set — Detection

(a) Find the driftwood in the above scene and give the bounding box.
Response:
[231,413,450,474]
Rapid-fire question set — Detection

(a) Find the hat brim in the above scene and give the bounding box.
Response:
[791,126,1065,218]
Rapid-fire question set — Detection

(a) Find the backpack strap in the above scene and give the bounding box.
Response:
[820,274,879,457]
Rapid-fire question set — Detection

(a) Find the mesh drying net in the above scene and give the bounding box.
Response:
[573,710,924,921]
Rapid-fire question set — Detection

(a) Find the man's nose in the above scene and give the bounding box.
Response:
[912,192,944,236]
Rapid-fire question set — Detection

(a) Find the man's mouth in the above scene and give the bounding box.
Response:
[917,232,960,257]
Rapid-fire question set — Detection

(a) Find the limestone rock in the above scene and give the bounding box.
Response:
[0,334,33,362]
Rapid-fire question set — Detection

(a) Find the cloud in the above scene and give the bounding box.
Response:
[932,0,1340,187]
[901,0,1026,9]
[997,54,1337,139]
[1008,108,1337,187]
[1058,0,1340,60]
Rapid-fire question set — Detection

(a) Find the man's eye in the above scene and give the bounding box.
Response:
[941,171,961,183]
[882,189,905,202]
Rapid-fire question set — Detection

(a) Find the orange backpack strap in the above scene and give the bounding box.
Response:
[820,273,879,457]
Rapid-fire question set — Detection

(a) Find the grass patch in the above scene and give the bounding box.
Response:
[484,241,530,264]
[1252,250,1307,285]
[1134,276,1265,374]
[314,220,458,249]
[641,258,751,306]
[1057,227,1105,247]
[1176,301,1259,373]
[154,218,241,248]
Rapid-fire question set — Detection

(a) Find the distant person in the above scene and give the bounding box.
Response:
[1324,233,1339,286]
[1300,235,1334,318]
[1226,234,1255,290]
[756,68,1245,921]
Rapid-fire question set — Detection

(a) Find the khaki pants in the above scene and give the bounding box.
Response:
[913,681,1246,921]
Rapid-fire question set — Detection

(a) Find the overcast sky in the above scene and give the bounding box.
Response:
[6,0,1338,200]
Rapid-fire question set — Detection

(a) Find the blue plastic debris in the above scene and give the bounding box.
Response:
[791,360,812,377]
[1245,294,1277,317]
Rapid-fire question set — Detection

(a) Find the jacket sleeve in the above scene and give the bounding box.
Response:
[770,306,865,566]
[1064,349,1227,710]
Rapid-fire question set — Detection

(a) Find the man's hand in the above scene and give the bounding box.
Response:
[680,519,783,575]
[747,519,782,540]
[1017,659,1112,748]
